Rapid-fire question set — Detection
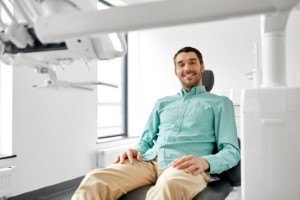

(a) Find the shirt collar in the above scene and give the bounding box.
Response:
[180,85,207,97]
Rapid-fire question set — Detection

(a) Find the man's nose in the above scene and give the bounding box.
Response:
[183,64,193,71]
[182,63,190,70]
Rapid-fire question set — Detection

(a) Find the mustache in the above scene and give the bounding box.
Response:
[183,72,199,76]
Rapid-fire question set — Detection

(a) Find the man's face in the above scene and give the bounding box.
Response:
[174,52,204,92]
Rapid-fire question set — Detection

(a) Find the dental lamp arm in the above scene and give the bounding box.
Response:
[33,0,299,43]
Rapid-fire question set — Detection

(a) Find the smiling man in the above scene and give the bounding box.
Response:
[174,48,204,92]
[72,47,240,200]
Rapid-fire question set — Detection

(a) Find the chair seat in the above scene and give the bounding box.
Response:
[119,185,151,200]
[119,179,232,200]
[193,180,232,200]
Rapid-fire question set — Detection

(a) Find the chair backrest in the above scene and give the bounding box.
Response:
[218,139,241,186]
[202,69,241,187]
[202,70,214,92]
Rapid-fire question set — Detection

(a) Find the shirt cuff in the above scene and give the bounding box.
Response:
[134,144,146,154]
[202,155,220,174]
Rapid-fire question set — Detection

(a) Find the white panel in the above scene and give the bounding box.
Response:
[242,87,300,200]
[97,138,138,168]
[259,87,287,112]
[287,87,300,111]
[241,89,260,112]
[0,167,14,198]
[97,145,131,168]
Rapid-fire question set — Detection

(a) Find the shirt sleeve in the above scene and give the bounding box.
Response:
[202,97,240,174]
[135,101,160,154]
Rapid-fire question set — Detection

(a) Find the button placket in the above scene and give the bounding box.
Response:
[172,95,192,142]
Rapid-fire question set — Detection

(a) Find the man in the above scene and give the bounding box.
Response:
[72,47,240,200]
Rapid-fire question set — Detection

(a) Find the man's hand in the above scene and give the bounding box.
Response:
[113,149,142,164]
[173,155,210,176]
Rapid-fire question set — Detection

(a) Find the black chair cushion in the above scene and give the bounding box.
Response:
[193,180,232,200]
[218,138,241,187]
[218,162,241,187]
[202,70,214,92]
[119,185,151,200]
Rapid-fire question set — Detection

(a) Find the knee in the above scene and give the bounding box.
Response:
[158,178,181,190]
[146,179,187,200]
[73,170,118,200]
[83,169,111,185]
[80,169,114,191]
[150,175,183,193]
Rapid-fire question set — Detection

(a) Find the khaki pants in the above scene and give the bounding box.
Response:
[72,159,211,200]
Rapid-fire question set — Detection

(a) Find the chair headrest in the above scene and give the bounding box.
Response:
[202,70,214,92]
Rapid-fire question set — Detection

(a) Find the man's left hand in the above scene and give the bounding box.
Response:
[173,155,210,176]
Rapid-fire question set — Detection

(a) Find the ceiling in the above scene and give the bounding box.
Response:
[121,0,164,3]
[106,0,300,10]
[104,0,167,6]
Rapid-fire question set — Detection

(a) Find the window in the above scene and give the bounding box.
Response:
[0,0,13,156]
[0,62,13,156]
[97,1,127,141]
[97,57,127,139]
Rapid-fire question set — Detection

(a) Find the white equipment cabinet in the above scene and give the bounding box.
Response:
[241,12,300,200]
[241,87,300,199]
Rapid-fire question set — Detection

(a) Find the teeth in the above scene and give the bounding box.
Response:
[186,73,195,76]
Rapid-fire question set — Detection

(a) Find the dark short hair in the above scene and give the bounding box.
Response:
[173,46,203,65]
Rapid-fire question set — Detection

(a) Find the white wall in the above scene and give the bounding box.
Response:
[9,0,102,195]
[12,61,98,195]
[128,11,300,137]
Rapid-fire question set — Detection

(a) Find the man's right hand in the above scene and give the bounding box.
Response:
[113,149,142,164]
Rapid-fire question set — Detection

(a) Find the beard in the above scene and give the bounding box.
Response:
[180,73,202,90]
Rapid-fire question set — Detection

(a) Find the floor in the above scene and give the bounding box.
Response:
[40,188,76,200]
[226,187,241,200]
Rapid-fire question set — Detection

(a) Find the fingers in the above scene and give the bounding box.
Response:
[119,152,127,164]
[113,149,142,164]
[173,155,207,175]
[192,168,204,176]
[184,163,205,175]
[184,164,199,174]
[176,160,195,170]
[127,149,134,164]
[173,155,188,167]
[113,155,120,164]
[173,155,195,168]
[137,151,142,161]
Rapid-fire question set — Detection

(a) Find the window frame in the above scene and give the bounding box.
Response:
[0,4,13,156]
[0,62,13,156]
[97,0,128,142]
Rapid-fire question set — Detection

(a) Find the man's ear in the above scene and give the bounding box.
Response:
[201,63,205,73]
[174,66,178,77]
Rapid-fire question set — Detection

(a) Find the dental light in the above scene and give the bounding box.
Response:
[0,0,126,91]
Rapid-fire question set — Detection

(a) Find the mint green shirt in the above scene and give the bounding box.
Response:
[135,85,240,174]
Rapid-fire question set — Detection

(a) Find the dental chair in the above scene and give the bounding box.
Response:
[120,70,241,200]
